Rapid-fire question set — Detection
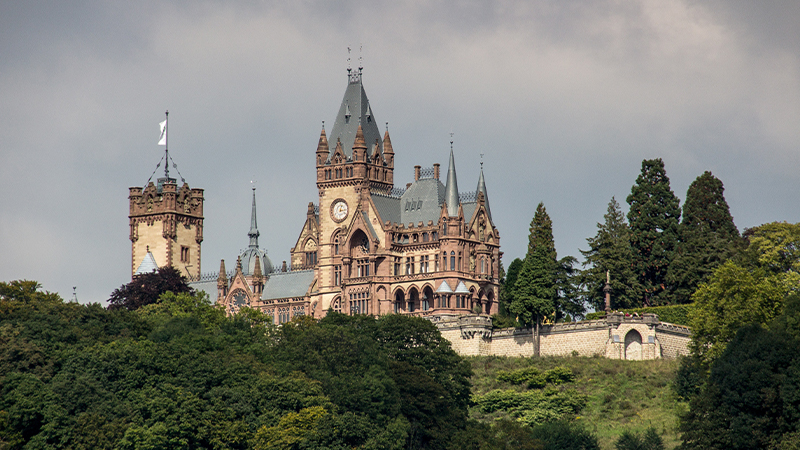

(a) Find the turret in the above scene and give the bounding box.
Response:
[316,125,330,167]
[217,259,228,299]
[444,149,460,217]
[476,164,492,220]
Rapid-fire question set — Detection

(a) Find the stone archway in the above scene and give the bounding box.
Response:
[625,329,643,360]
[408,287,419,313]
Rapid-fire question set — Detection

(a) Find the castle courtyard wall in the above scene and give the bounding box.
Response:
[431,313,691,360]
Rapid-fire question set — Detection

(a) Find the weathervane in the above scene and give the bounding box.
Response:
[450,132,454,151]
[480,153,484,168]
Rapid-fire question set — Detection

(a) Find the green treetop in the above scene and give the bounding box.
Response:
[510,203,557,354]
[580,197,642,311]
[669,171,740,303]
[626,158,681,305]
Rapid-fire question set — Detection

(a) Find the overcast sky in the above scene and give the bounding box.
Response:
[2,1,799,303]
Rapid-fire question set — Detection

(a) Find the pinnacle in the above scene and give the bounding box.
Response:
[317,127,329,153]
[353,124,366,150]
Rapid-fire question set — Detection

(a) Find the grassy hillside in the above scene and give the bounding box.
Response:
[467,355,686,450]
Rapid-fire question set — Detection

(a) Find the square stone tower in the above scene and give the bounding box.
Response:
[129,175,204,279]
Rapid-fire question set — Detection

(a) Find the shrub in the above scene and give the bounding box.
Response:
[586,304,692,325]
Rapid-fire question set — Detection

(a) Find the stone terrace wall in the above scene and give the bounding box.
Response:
[430,314,691,360]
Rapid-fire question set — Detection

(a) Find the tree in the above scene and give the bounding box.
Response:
[689,222,800,367]
[511,203,557,356]
[580,197,642,311]
[626,159,681,305]
[614,427,664,450]
[108,266,193,310]
[669,171,740,303]
[554,255,584,321]
[679,303,800,449]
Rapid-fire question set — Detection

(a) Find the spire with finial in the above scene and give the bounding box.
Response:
[218,259,228,284]
[235,256,243,274]
[248,184,260,248]
[316,122,329,155]
[352,124,366,157]
[444,136,460,217]
[476,158,492,220]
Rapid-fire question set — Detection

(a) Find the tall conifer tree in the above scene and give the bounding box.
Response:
[669,171,740,302]
[580,197,642,310]
[626,159,681,305]
[510,203,556,355]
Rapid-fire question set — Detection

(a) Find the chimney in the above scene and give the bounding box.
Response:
[433,163,440,179]
[282,260,288,272]
[414,165,421,181]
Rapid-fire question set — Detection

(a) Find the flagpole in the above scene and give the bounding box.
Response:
[164,110,169,179]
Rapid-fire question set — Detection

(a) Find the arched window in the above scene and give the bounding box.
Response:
[450,251,456,271]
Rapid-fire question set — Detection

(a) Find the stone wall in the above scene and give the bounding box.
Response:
[431,313,691,360]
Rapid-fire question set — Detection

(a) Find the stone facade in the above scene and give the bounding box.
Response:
[129,177,204,280]
[433,313,691,360]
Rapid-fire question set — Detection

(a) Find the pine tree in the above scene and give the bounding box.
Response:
[580,197,642,310]
[626,159,681,305]
[668,171,740,303]
[510,203,556,355]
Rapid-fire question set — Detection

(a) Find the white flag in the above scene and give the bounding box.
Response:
[158,120,167,145]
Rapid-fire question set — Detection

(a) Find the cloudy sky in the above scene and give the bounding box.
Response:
[1,1,799,303]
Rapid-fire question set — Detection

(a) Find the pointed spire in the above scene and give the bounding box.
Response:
[236,256,243,274]
[316,124,329,155]
[382,127,393,154]
[444,149,460,217]
[476,165,492,220]
[248,187,260,248]
[253,255,262,278]
[218,259,228,284]
[353,124,366,153]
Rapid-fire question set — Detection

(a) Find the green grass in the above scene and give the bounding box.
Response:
[466,355,687,450]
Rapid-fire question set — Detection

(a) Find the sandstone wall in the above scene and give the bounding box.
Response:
[431,314,691,360]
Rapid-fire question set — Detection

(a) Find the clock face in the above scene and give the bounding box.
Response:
[332,200,348,221]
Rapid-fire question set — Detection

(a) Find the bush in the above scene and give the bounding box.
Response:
[472,388,587,426]
[497,366,575,388]
[614,427,664,450]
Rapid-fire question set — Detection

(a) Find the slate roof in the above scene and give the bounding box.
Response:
[261,270,315,300]
[135,251,158,275]
[370,193,401,224]
[400,178,446,226]
[188,279,218,300]
[328,71,382,158]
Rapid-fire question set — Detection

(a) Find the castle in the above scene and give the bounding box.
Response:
[132,67,501,324]
[129,68,690,360]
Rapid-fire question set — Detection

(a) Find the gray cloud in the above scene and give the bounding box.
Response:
[1,0,798,303]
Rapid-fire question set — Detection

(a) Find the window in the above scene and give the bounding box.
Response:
[405,257,414,275]
[458,252,462,271]
[334,237,340,255]
[422,232,429,242]
[350,292,369,315]
[450,251,456,271]
[180,246,189,263]
[305,251,317,266]
[394,257,401,276]
[431,231,437,240]
[357,259,370,277]
[443,223,447,235]
[334,265,342,286]
[333,298,341,313]
[420,255,429,273]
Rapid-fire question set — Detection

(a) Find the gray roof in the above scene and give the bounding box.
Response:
[135,251,158,275]
[261,270,315,300]
[462,202,477,224]
[436,281,453,293]
[328,71,382,158]
[454,281,470,294]
[362,211,380,242]
[400,178,445,226]
[240,247,273,276]
[188,279,218,301]
[370,193,401,224]
[444,149,460,217]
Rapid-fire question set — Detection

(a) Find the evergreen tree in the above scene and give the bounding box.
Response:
[510,203,556,355]
[554,255,584,321]
[580,197,642,311]
[626,159,681,305]
[669,171,740,303]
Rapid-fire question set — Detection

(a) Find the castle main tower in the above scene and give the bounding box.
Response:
[128,140,204,279]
